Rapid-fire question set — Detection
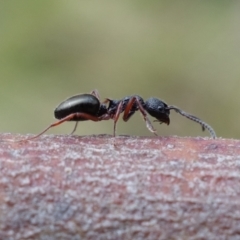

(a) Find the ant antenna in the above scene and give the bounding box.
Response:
[167,105,217,139]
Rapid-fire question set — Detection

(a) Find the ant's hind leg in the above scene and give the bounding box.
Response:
[90,89,101,100]
[69,121,79,135]
[17,113,102,142]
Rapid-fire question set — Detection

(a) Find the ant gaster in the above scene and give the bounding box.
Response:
[19,90,216,141]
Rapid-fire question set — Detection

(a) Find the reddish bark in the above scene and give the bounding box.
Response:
[0,133,240,239]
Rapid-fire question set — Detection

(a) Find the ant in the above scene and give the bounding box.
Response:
[17,89,216,142]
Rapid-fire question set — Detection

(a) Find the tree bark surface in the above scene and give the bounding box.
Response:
[0,133,240,240]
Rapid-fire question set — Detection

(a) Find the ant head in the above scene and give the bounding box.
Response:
[145,98,170,125]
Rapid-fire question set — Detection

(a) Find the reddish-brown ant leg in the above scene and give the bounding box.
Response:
[112,101,123,137]
[123,97,157,136]
[18,112,104,142]
[103,98,121,136]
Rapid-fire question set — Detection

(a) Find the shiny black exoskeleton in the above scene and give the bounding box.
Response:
[20,90,216,141]
[54,93,108,121]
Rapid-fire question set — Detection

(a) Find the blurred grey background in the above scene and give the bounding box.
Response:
[1,1,239,138]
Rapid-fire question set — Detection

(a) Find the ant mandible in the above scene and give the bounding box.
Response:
[19,89,216,142]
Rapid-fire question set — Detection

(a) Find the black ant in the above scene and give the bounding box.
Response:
[17,89,216,142]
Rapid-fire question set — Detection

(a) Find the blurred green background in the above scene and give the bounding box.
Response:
[1,1,239,138]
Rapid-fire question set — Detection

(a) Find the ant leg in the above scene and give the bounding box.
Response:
[104,98,123,136]
[112,101,123,137]
[102,98,121,136]
[123,96,157,136]
[18,113,102,142]
[90,89,101,100]
[69,102,110,135]
[68,113,110,136]
[69,121,79,135]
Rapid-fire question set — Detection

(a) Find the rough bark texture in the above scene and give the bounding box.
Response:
[0,133,240,240]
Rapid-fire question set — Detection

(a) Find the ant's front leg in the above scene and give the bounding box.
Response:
[123,96,158,136]
[112,101,123,137]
